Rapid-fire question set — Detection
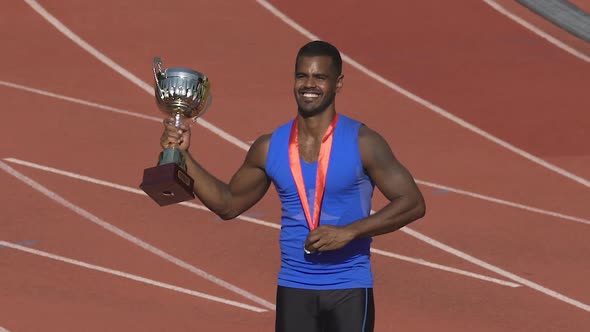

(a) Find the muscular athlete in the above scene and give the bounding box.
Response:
[160,40,426,332]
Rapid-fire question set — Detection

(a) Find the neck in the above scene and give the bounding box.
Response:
[296,109,336,140]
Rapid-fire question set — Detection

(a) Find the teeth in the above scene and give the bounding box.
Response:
[303,93,319,98]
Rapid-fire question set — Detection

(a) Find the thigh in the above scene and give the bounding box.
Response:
[321,288,375,332]
[275,286,322,332]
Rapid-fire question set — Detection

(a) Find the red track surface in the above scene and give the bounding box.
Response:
[1,1,589,331]
[567,0,590,14]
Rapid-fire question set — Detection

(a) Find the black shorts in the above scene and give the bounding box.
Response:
[275,286,375,332]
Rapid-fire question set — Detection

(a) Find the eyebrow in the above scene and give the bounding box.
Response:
[295,71,330,77]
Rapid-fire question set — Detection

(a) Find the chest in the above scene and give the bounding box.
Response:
[297,138,321,163]
[271,138,367,197]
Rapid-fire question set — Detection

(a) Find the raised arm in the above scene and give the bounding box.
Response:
[161,117,271,220]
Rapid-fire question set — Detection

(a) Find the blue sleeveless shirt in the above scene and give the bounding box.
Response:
[265,113,375,290]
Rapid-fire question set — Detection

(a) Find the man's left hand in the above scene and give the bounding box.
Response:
[304,225,356,253]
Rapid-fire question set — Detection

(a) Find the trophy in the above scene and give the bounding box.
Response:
[140,57,212,206]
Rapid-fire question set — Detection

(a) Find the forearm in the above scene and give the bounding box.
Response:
[181,150,234,218]
[346,196,426,239]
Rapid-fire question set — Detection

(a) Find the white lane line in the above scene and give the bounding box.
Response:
[23,0,590,188]
[370,248,520,288]
[400,227,590,312]
[0,80,162,122]
[483,0,590,63]
[0,160,276,311]
[0,81,587,226]
[6,135,590,308]
[17,0,589,310]
[254,0,590,189]
[0,241,267,313]
[22,0,250,152]
[416,179,590,225]
[2,157,521,288]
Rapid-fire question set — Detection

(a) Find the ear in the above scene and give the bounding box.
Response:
[336,74,344,93]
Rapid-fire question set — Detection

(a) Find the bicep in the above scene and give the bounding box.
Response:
[229,162,270,202]
[227,135,272,215]
[359,127,422,202]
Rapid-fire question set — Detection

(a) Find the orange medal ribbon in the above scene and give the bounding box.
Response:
[288,114,339,231]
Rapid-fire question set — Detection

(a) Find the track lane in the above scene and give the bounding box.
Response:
[0,248,272,332]
[568,0,590,12]
[6,159,590,331]
[4,1,590,330]
[26,0,589,216]
[370,254,590,332]
[0,162,278,308]
[6,80,589,299]
[4,149,590,330]
[264,0,590,157]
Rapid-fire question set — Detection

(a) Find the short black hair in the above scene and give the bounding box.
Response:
[296,40,343,76]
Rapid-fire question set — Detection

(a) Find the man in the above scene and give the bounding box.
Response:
[160,40,426,332]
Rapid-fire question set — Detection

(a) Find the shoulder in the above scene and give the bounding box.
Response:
[249,117,293,154]
[333,114,388,154]
[241,133,273,171]
[358,124,387,147]
[357,124,399,167]
[332,113,382,142]
[248,133,272,157]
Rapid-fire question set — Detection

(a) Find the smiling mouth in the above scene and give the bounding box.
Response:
[300,91,321,99]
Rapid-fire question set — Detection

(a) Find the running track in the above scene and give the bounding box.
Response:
[1,1,589,331]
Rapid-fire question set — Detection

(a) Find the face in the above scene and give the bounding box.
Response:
[293,55,343,117]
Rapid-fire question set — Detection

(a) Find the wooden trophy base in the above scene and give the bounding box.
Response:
[140,162,195,206]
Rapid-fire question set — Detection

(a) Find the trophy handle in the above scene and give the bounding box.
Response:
[153,57,165,82]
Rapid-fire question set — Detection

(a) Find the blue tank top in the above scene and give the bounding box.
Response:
[265,113,375,290]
